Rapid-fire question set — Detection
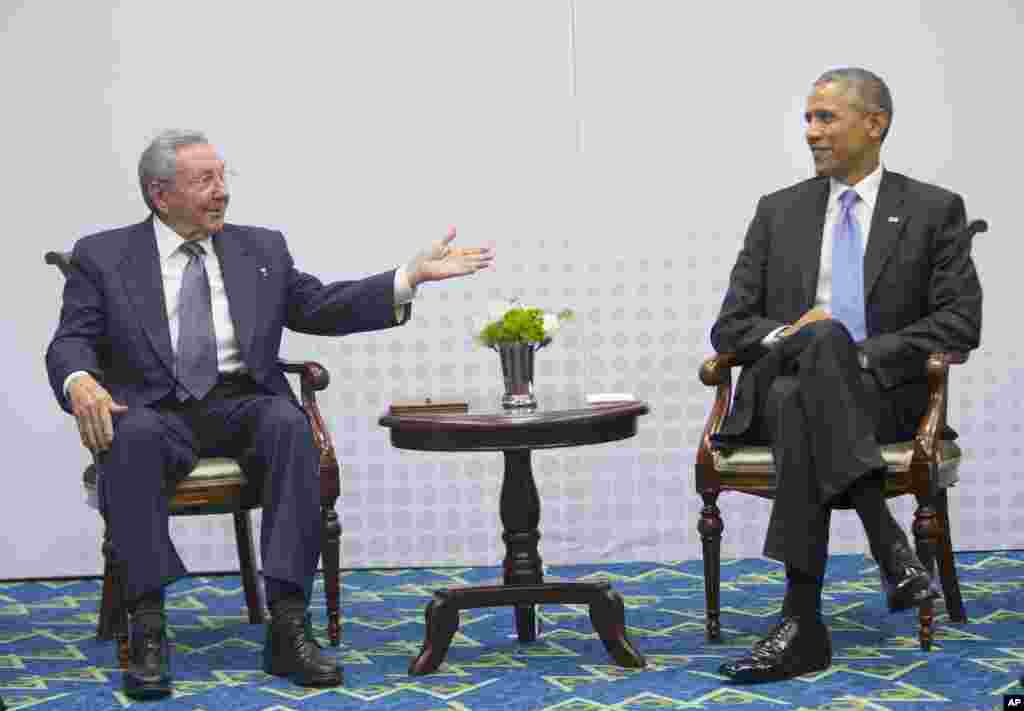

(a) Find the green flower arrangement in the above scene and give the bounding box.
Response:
[475,299,575,348]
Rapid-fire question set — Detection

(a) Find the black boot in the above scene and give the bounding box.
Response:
[123,610,172,700]
[719,615,832,683]
[264,599,342,687]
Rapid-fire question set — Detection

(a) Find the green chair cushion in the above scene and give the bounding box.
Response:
[713,439,962,488]
[83,457,245,510]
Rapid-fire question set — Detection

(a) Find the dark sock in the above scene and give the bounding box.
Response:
[782,566,823,618]
[130,588,165,631]
[265,578,305,611]
[848,469,907,559]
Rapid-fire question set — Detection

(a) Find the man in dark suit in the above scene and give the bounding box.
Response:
[46,129,493,699]
[711,68,982,682]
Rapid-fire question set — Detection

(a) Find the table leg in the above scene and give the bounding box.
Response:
[500,449,543,642]
[408,583,646,675]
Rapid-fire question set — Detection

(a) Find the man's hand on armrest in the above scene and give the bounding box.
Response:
[67,374,128,454]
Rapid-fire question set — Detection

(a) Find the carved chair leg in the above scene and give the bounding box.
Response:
[321,501,342,646]
[912,496,941,651]
[233,511,265,624]
[934,489,967,623]
[698,491,724,642]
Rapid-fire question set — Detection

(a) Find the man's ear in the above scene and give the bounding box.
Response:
[869,111,890,141]
[147,181,168,215]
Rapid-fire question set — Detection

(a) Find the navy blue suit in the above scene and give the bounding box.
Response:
[47,217,408,601]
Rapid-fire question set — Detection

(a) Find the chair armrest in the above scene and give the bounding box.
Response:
[930,351,969,366]
[696,353,739,439]
[699,352,739,386]
[695,354,740,485]
[913,351,968,462]
[278,359,331,391]
[277,359,339,494]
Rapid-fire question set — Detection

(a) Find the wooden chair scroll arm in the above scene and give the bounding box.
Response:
[695,353,739,489]
[277,359,339,492]
[911,351,968,465]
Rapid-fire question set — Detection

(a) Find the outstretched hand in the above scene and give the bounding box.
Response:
[407,226,494,287]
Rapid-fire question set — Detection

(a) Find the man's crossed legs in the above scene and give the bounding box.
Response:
[718,321,938,683]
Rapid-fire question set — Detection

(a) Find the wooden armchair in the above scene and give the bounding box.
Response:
[46,251,343,668]
[695,349,969,651]
[695,218,987,652]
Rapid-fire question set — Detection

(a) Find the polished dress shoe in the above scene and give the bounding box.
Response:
[264,602,342,687]
[719,616,831,683]
[879,542,938,612]
[123,613,172,700]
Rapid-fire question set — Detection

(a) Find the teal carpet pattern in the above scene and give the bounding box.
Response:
[1,551,1022,710]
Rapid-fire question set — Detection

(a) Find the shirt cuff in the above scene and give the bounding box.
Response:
[761,325,789,348]
[63,370,90,399]
[394,266,417,305]
[393,266,417,322]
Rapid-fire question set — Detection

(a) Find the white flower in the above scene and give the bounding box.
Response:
[543,313,560,335]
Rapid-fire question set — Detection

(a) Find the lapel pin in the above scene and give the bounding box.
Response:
[259,267,268,277]
[888,216,901,223]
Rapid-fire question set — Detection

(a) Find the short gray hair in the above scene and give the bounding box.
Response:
[138,129,209,212]
[816,67,894,143]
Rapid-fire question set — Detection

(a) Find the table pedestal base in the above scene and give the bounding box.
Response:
[408,581,646,675]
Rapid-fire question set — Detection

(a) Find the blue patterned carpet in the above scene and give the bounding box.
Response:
[1,551,1022,710]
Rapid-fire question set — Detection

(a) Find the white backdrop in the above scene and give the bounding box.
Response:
[2,1,1021,579]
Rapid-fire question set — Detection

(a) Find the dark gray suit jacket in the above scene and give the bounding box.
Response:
[711,170,982,437]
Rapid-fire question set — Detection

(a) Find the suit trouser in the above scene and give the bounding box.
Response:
[96,377,322,603]
[743,321,928,579]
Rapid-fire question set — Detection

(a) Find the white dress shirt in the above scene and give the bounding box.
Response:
[762,163,883,347]
[63,218,416,396]
[153,217,245,374]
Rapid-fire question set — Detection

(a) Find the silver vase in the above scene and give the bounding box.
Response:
[495,342,544,409]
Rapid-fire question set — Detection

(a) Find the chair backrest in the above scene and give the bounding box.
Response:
[963,219,988,242]
[46,250,114,368]
[45,251,75,278]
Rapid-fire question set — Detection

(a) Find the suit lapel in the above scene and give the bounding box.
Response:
[864,171,908,301]
[212,228,259,363]
[118,219,174,374]
[795,178,831,310]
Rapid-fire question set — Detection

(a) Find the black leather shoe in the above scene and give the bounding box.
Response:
[264,603,342,687]
[719,616,831,683]
[879,542,939,612]
[123,613,172,700]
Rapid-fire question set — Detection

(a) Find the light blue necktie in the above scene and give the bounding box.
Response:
[831,189,867,342]
[175,241,218,401]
